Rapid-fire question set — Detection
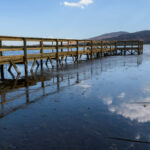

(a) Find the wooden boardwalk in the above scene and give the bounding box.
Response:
[0,36,143,78]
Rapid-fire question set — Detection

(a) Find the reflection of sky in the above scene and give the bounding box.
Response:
[102,93,150,123]
[94,47,150,124]
[109,102,150,123]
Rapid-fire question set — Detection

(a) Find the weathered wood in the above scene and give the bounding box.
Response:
[56,39,59,67]
[0,40,4,80]
[23,38,28,75]
[40,40,44,57]
[31,58,37,72]
[0,35,143,79]
[91,40,93,59]
[76,40,79,62]
[10,60,21,75]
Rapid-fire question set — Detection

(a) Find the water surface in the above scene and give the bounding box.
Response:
[0,45,150,150]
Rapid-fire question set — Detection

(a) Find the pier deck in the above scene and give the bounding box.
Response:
[0,36,143,78]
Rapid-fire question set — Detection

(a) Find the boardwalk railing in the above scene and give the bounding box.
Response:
[0,36,143,77]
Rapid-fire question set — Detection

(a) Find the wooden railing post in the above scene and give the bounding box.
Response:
[76,40,79,62]
[110,41,112,55]
[115,41,117,55]
[40,40,44,68]
[101,41,103,57]
[61,41,63,52]
[56,39,59,67]
[0,40,4,80]
[91,40,93,59]
[124,41,126,55]
[23,38,28,75]
[40,40,44,57]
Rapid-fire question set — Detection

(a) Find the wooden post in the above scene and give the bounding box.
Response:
[91,40,93,59]
[124,41,126,55]
[40,40,44,57]
[115,41,117,55]
[76,40,79,62]
[68,41,69,52]
[23,38,28,76]
[40,40,44,68]
[61,41,63,52]
[0,40,4,80]
[101,41,103,57]
[56,39,59,68]
[61,41,64,65]
[110,42,112,55]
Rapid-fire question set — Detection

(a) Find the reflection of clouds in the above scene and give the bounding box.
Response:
[102,97,112,105]
[76,83,91,89]
[109,102,150,123]
[135,134,140,140]
[101,91,150,123]
[76,83,91,97]
[142,86,150,93]
[118,92,126,99]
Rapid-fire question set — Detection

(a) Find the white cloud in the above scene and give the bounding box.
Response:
[64,0,94,8]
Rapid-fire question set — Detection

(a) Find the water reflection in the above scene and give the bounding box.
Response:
[1,50,150,149]
[108,101,150,123]
[0,55,143,119]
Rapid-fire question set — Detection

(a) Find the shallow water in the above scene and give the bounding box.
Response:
[0,45,150,150]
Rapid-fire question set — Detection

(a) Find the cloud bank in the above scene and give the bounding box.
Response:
[64,0,93,8]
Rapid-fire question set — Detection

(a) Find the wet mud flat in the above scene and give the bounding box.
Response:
[0,45,150,150]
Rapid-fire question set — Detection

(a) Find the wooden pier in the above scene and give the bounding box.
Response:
[0,36,143,79]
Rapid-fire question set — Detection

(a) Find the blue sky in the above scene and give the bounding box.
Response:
[0,0,150,39]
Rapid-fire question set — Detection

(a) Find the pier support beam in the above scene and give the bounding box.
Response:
[56,39,59,68]
[76,40,79,63]
[40,40,44,69]
[91,41,93,60]
[8,60,21,77]
[0,40,4,80]
[30,58,39,72]
[23,38,28,76]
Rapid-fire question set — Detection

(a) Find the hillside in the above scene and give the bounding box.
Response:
[90,31,129,40]
[90,30,150,43]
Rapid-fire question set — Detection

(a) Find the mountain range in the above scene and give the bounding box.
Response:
[89,30,150,43]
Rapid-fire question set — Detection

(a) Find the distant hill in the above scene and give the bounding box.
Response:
[89,30,150,43]
[90,31,129,40]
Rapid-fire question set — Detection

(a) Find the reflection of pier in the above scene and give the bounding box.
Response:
[0,67,88,118]
[0,36,143,79]
[0,56,143,119]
